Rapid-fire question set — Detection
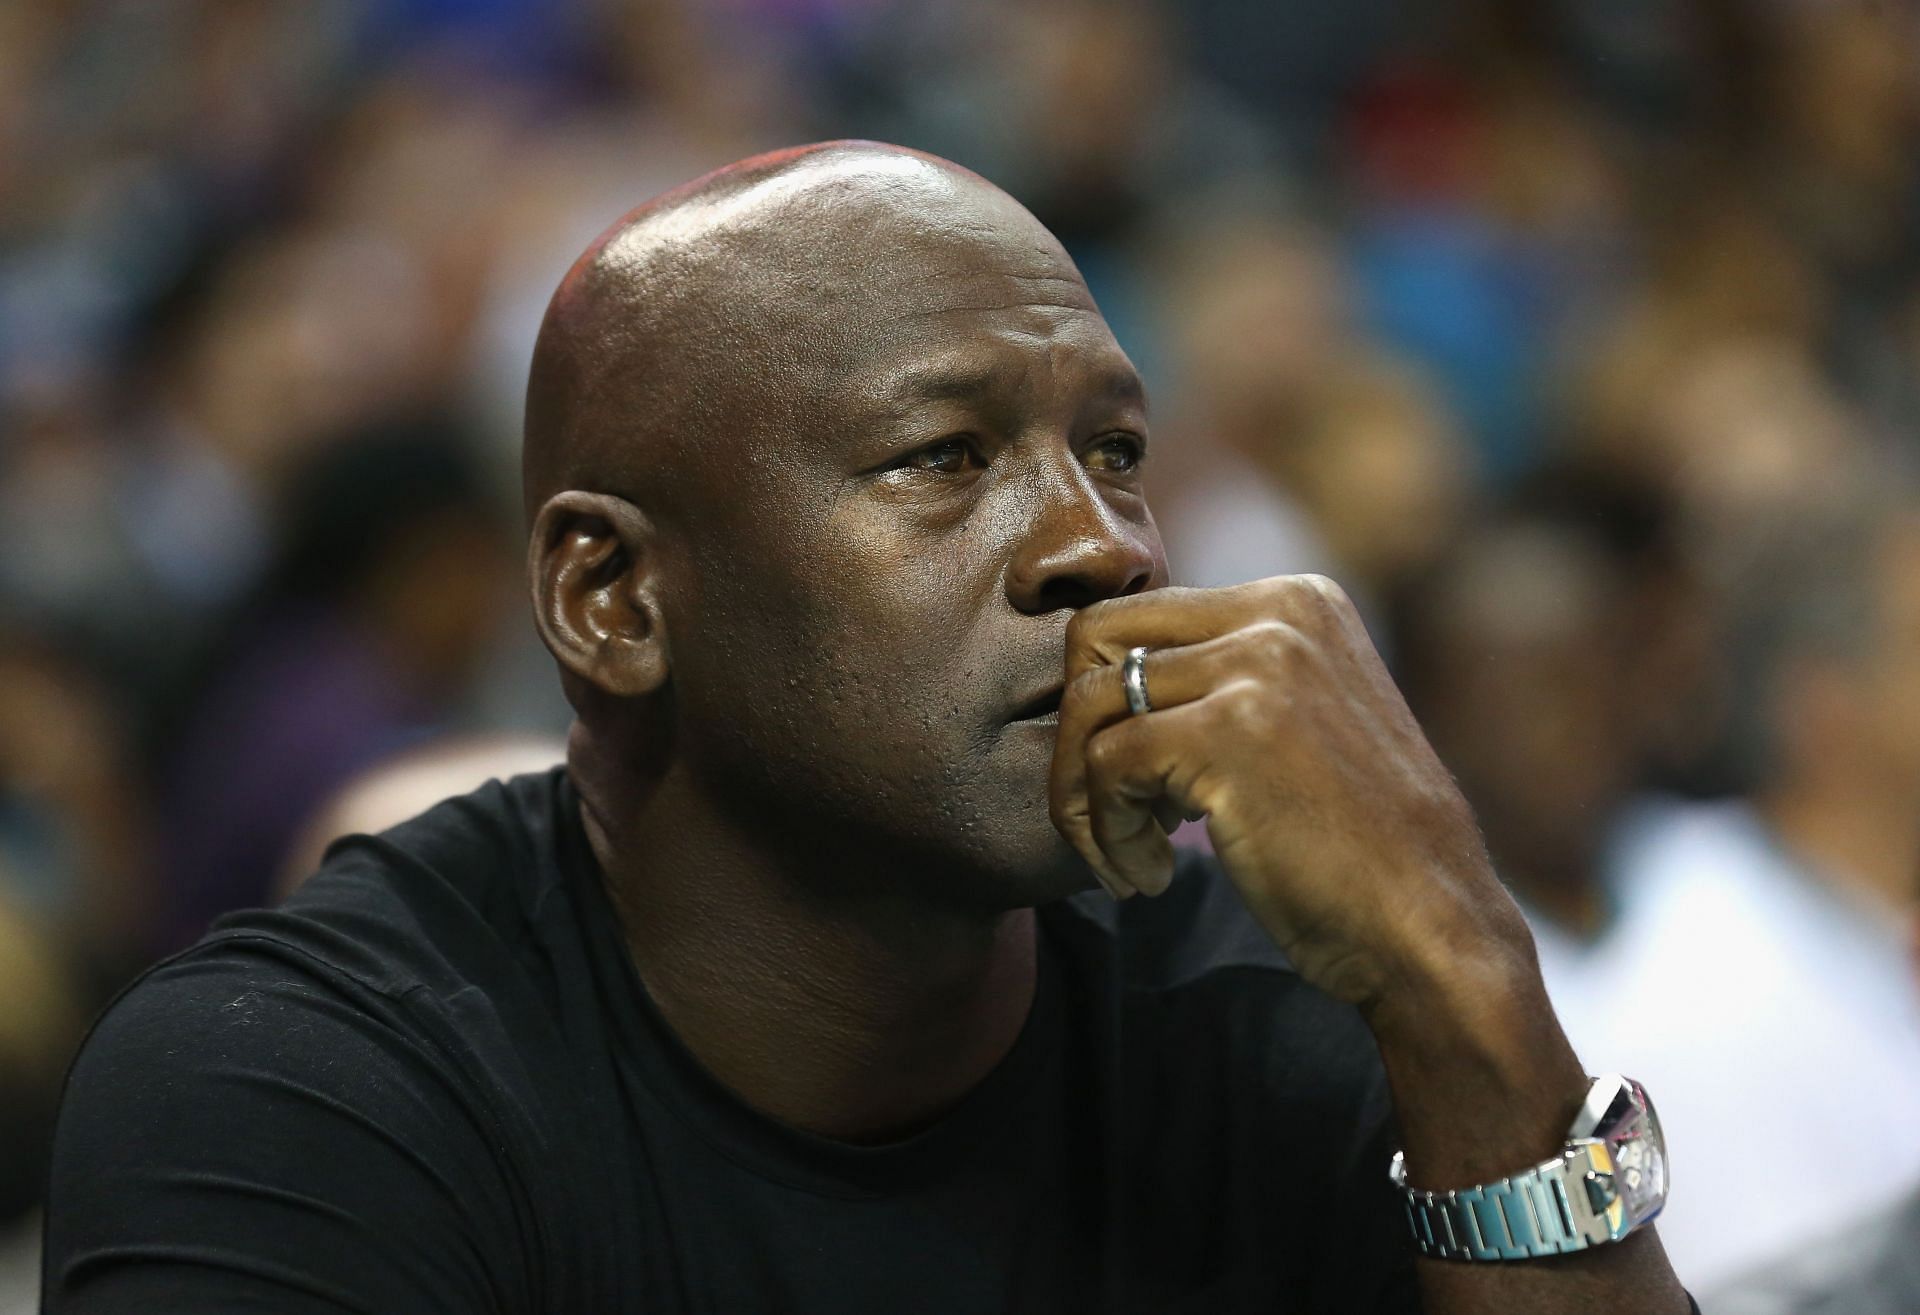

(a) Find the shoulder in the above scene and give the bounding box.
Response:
[45,768,616,1310]
[65,763,601,1173]
[45,935,534,1311]
[213,766,580,999]
[56,766,585,1130]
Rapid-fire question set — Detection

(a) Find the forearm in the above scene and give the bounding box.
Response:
[1369,941,1691,1315]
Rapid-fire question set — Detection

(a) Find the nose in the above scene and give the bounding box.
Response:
[1004,466,1158,615]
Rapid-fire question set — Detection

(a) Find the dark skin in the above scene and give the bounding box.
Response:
[526,142,1689,1312]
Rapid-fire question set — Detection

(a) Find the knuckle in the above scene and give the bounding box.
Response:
[1240,619,1299,667]
[1222,678,1276,734]
[1084,728,1126,776]
[1296,572,1353,616]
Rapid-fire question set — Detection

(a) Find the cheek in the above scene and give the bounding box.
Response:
[663,512,1079,886]
[805,500,1009,670]
[672,515,998,798]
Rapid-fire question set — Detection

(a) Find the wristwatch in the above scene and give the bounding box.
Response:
[1389,1073,1667,1261]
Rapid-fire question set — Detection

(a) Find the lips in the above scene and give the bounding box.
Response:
[1008,684,1064,723]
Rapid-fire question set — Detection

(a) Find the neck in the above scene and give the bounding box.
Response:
[569,724,1039,1144]
[1761,766,1920,912]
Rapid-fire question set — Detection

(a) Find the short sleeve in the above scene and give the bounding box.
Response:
[42,943,530,1314]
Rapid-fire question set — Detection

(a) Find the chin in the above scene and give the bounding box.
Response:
[949,825,1099,912]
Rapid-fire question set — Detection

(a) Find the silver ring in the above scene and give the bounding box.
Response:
[1122,645,1152,716]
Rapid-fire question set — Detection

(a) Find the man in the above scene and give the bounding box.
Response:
[1509,498,1920,1286]
[1394,508,1640,947]
[43,143,1692,1312]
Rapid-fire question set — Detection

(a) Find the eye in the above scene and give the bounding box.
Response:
[902,436,983,474]
[1085,432,1146,474]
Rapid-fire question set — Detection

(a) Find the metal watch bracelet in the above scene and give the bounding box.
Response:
[1391,1142,1622,1261]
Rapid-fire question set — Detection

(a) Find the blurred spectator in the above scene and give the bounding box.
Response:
[846,0,1272,330]
[1394,504,1640,944]
[0,632,156,988]
[0,887,84,1315]
[0,0,371,392]
[0,629,156,1306]
[1708,911,1920,1315]
[1565,212,1835,505]
[1564,321,1872,794]
[152,227,447,494]
[1149,212,1350,589]
[1150,213,1469,617]
[1519,495,1920,1287]
[0,376,224,714]
[1725,502,1920,913]
[1342,56,1633,480]
[1491,461,1727,801]
[1280,353,1470,601]
[155,417,517,948]
[1763,2,1920,321]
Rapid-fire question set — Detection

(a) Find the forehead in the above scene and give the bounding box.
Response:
[789,174,1101,332]
[599,158,1141,472]
[838,298,1142,428]
[811,227,1137,428]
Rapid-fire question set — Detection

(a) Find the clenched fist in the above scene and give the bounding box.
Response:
[1048,574,1537,1017]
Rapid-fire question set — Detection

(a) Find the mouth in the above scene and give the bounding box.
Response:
[1008,685,1064,726]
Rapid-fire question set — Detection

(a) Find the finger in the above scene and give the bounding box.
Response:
[1050,628,1286,869]
[1081,697,1221,896]
[1151,798,1188,835]
[1061,626,1289,734]
[1063,579,1280,685]
[1052,801,1138,901]
[1049,641,1218,891]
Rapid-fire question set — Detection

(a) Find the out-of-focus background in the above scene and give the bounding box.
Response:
[4,0,1919,1307]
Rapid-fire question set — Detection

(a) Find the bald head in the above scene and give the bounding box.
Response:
[522,141,1085,523]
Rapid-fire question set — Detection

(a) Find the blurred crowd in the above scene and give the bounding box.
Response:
[4,0,1920,1307]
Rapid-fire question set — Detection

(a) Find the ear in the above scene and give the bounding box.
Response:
[528,491,669,699]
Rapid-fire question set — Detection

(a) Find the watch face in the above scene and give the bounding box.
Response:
[1581,1075,1668,1230]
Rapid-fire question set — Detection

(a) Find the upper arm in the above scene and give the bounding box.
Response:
[43,948,528,1314]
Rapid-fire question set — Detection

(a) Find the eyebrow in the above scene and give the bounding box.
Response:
[883,360,1149,412]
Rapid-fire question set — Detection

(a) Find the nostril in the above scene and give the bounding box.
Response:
[1035,575,1103,614]
[1008,513,1161,616]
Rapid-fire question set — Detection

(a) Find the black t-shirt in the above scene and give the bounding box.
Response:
[43,768,1420,1313]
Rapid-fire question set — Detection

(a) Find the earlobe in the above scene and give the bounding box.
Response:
[529,492,670,699]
